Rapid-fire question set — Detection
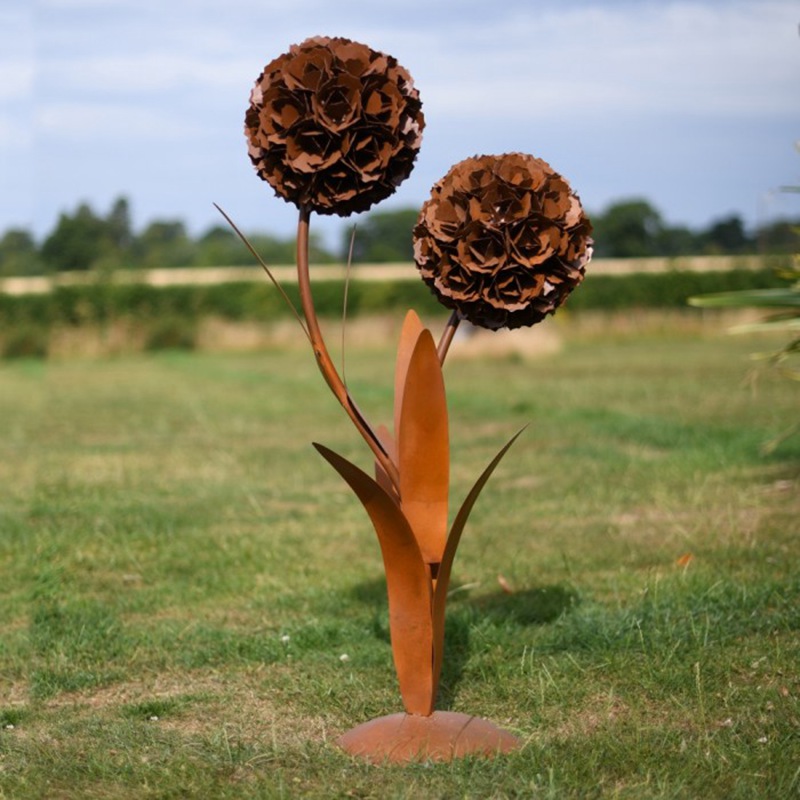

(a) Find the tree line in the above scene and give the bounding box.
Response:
[0,195,796,277]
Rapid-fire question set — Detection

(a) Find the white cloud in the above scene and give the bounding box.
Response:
[42,53,253,95]
[409,1,799,119]
[36,103,186,141]
[29,0,798,120]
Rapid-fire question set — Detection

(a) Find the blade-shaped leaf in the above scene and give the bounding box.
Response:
[397,328,449,566]
[314,443,435,715]
[689,289,800,309]
[394,310,426,441]
[430,427,526,699]
[730,318,800,334]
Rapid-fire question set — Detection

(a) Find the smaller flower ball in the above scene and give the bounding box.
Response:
[413,153,593,330]
[245,36,424,217]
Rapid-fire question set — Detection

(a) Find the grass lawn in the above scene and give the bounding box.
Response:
[0,314,798,798]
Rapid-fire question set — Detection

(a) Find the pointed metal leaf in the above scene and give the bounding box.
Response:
[397,328,450,566]
[314,442,435,715]
[394,309,425,441]
[430,427,526,698]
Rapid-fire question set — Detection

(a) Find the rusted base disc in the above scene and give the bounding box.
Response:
[337,711,520,763]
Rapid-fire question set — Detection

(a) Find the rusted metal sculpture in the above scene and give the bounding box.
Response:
[235,36,593,763]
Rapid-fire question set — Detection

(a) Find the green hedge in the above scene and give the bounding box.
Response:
[0,279,443,329]
[565,268,787,311]
[0,268,787,333]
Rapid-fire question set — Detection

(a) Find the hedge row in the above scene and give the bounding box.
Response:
[565,267,787,311]
[0,279,443,330]
[0,267,786,331]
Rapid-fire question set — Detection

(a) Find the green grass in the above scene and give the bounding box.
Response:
[0,318,798,798]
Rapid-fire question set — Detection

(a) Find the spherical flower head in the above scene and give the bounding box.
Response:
[413,153,593,330]
[244,36,424,217]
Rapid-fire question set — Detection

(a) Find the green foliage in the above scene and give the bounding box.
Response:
[4,196,800,278]
[106,196,134,255]
[337,201,790,264]
[0,268,785,338]
[133,219,195,268]
[0,229,41,276]
[566,267,786,311]
[757,219,800,254]
[700,214,751,255]
[344,206,420,262]
[588,200,797,260]
[655,223,697,257]
[193,225,241,266]
[0,277,435,337]
[3,197,323,276]
[246,230,334,266]
[590,198,664,258]
[40,203,112,271]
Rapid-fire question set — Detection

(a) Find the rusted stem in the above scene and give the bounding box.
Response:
[436,310,462,365]
[296,207,400,488]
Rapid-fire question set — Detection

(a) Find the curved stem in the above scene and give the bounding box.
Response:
[296,207,400,489]
[436,310,462,365]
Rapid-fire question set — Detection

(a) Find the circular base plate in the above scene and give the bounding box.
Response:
[337,711,520,763]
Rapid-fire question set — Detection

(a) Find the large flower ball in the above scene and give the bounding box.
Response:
[413,153,593,330]
[244,36,424,217]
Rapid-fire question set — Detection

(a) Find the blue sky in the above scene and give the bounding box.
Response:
[1,0,798,249]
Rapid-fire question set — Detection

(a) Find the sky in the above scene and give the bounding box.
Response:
[1,0,798,251]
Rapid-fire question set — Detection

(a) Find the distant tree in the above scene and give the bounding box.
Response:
[255,230,334,264]
[38,197,138,272]
[40,203,110,271]
[106,196,133,255]
[757,218,800,254]
[700,215,752,255]
[193,225,335,266]
[194,225,248,266]
[245,233,303,265]
[656,225,700,257]
[133,220,196,268]
[0,228,41,276]
[342,207,420,263]
[590,198,664,258]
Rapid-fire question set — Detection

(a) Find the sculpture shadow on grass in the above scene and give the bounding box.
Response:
[348,579,578,710]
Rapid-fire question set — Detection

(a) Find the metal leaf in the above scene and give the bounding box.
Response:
[397,327,449,566]
[430,427,526,699]
[314,442,435,715]
[394,310,425,441]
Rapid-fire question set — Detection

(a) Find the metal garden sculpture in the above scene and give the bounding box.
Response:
[230,35,593,762]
